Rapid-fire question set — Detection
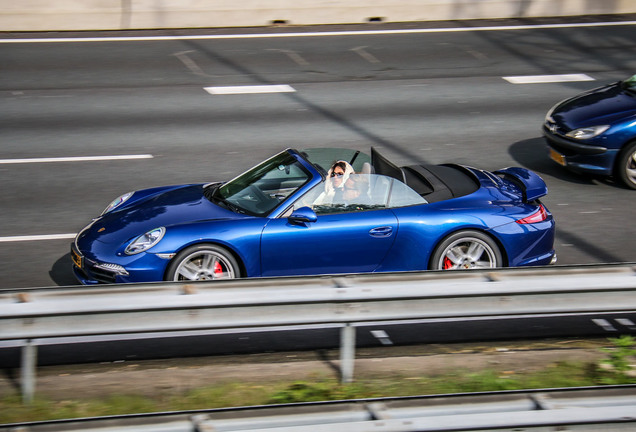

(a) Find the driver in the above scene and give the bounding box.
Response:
[313,160,355,205]
[342,173,370,205]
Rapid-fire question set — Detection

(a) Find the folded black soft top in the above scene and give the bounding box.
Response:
[370,147,478,203]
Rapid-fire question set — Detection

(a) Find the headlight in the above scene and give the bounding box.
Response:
[566,125,610,140]
[102,192,133,215]
[125,227,165,255]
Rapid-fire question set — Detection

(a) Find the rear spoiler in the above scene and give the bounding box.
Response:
[494,167,548,202]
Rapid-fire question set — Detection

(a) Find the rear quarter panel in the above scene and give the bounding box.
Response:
[379,188,538,271]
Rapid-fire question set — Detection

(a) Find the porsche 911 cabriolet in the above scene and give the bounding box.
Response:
[71,147,556,284]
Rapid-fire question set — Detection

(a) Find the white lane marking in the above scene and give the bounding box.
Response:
[352,46,381,64]
[370,329,393,345]
[204,85,296,94]
[0,154,153,164]
[2,21,635,43]
[267,49,310,66]
[592,318,617,331]
[173,50,211,77]
[503,73,595,84]
[464,48,489,61]
[615,318,636,329]
[0,234,76,242]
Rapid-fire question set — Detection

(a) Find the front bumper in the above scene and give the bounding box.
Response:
[71,242,169,284]
[542,126,618,176]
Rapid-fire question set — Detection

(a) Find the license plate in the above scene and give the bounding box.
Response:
[549,148,566,166]
[71,247,83,268]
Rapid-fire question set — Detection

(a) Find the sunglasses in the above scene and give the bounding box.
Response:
[331,171,344,178]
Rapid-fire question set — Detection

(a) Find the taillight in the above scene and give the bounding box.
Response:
[516,204,547,224]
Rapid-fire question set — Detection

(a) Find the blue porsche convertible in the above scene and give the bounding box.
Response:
[71,147,556,284]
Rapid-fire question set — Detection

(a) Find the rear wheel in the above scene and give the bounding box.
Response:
[431,230,502,270]
[166,244,240,281]
[616,142,636,190]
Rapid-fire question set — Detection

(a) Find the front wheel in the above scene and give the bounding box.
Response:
[430,230,502,270]
[165,244,240,281]
[616,142,636,190]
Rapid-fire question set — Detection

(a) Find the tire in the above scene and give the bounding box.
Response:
[165,244,240,281]
[616,142,636,190]
[430,230,502,270]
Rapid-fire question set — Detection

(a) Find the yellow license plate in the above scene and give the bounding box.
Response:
[549,148,566,166]
[71,247,83,268]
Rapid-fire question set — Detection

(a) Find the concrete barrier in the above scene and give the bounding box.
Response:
[1,0,636,32]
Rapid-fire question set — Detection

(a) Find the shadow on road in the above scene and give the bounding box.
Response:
[555,229,625,264]
[50,253,81,287]
[507,137,626,189]
[508,137,591,183]
[508,137,627,264]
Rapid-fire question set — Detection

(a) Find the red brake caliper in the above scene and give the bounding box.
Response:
[443,257,453,270]
[213,261,224,275]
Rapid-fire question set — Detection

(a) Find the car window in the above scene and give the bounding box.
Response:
[255,160,309,195]
[213,151,311,216]
[290,174,426,215]
[388,178,429,207]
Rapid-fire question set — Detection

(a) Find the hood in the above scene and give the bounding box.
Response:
[78,184,242,246]
[551,82,636,129]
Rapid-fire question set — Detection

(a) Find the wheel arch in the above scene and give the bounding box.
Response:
[613,138,636,184]
[163,241,247,280]
[428,227,509,269]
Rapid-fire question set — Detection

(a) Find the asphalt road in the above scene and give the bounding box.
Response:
[2,16,636,289]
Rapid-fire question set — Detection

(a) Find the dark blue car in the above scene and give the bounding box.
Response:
[71,147,556,284]
[543,74,636,189]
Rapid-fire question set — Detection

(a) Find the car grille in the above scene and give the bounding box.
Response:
[544,119,562,135]
[87,266,118,284]
[76,258,117,284]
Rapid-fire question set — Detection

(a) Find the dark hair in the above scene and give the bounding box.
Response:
[332,161,347,171]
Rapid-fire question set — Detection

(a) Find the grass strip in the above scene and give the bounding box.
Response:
[2,358,634,424]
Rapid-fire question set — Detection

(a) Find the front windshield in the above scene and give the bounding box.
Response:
[211,151,311,216]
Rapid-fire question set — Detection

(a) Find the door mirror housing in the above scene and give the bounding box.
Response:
[288,207,317,224]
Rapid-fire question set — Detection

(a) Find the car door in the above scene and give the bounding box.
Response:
[260,208,398,277]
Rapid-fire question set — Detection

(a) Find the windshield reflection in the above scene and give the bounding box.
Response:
[208,151,311,216]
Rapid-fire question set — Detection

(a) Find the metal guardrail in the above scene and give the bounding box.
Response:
[2,264,636,402]
[3,386,636,431]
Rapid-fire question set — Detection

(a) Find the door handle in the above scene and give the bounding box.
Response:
[369,226,393,238]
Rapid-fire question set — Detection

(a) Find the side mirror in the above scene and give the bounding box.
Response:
[288,206,317,224]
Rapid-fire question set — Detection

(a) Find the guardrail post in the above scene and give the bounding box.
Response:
[340,323,355,384]
[21,339,37,403]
